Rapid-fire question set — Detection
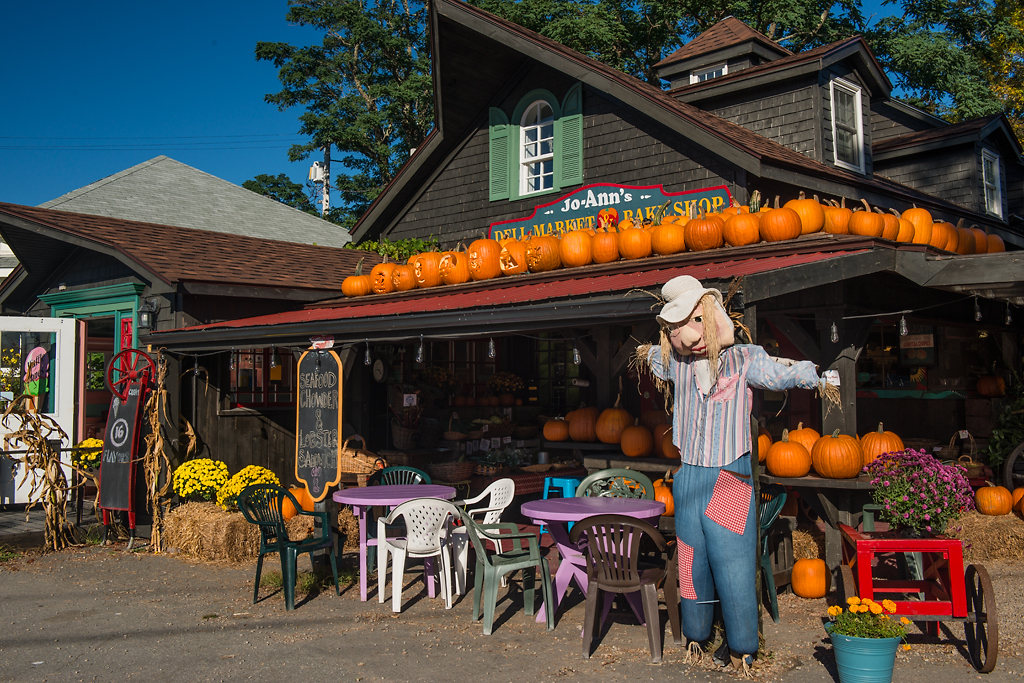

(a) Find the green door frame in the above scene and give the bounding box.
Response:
[39,283,146,354]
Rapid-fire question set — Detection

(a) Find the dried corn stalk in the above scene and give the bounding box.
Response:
[141,349,174,552]
[1,399,77,551]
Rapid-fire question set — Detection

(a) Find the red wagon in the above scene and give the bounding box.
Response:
[838,523,998,673]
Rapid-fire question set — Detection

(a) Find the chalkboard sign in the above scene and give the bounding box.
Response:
[295,349,343,502]
[99,382,144,511]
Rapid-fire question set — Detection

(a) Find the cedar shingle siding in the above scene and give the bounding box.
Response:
[871,102,932,142]
[711,85,818,160]
[874,147,975,208]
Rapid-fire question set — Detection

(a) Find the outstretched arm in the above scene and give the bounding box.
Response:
[746,346,819,391]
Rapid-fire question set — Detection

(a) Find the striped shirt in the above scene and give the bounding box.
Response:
[647,344,820,468]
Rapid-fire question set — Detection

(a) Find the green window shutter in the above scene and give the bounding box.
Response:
[559,84,583,188]
[488,107,511,201]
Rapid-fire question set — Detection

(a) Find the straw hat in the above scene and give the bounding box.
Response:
[656,275,723,326]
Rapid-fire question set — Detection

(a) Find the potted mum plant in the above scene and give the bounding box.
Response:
[826,597,910,683]
[863,448,975,536]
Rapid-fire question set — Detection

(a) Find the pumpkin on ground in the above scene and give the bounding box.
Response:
[810,429,864,479]
[791,558,831,598]
[788,422,820,455]
[543,418,570,442]
[621,421,655,457]
[467,236,502,281]
[859,422,905,466]
[784,192,825,234]
[341,257,372,297]
[370,261,397,294]
[766,429,812,478]
[596,393,633,444]
[653,478,674,516]
[976,484,1013,516]
[568,406,600,442]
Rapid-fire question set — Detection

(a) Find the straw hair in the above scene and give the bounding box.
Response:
[698,293,723,386]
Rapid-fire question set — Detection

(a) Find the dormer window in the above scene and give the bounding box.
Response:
[982,149,1003,218]
[830,78,865,173]
[690,62,728,84]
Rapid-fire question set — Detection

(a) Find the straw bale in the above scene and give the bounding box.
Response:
[164,501,316,563]
[792,525,825,560]
[337,508,360,552]
[947,511,1024,563]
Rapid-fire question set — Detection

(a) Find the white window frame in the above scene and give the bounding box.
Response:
[518,101,555,197]
[690,62,728,84]
[981,149,1003,218]
[829,78,865,173]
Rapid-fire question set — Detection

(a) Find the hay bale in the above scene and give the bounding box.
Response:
[337,508,360,552]
[164,501,315,563]
[792,525,825,560]
[947,511,1024,563]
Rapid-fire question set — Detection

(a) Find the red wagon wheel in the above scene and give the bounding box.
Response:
[964,563,998,673]
[105,348,156,401]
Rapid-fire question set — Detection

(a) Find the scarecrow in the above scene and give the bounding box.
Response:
[634,275,837,675]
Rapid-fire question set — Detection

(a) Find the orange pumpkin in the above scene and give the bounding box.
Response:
[766,429,812,478]
[823,198,852,234]
[722,211,761,247]
[810,429,864,479]
[651,220,687,255]
[890,209,915,242]
[621,421,654,457]
[640,409,670,432]
[591,228,620,264]
[929,220,952,250]
[792,558,831,598]
[439,250,471,285]
[617,225,652,260]
[1011,487,1024,509]
[467,236,502,281]
[498,240,528,276]
[986,232,1006,252]
[684,213,725,251]
[413,252,444,288]
[341,257,372,297]
[525,234,562,272]
[848,199,884,237]
[596,394,633,444]
[958,226,976,255]
[568,405,600,442]
[784,192,825,234]
[282,485,313,520]
[652,423,672,458]
[976,484,1013,516]
[370,262,397,294]
[788,422,820,455]
[653,478,674,516]
[559,230,593,268]
[759,198,802,242]
[902,206,934,244]
[875,208,899,240]
[543,418,570,442]
[970,227,988,254]
[390,263,418,291]
[757,431,772,464]
[859,422,905,466]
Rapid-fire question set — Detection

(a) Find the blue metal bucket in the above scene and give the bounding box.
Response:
[825,624,901,683]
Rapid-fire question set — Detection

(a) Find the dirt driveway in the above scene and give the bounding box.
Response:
[1,547,1021,683]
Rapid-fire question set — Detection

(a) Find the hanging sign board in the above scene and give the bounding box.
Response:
[98,385,144,512]
[488,183,733,240]
[295,349,343,502]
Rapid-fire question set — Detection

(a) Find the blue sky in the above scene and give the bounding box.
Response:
[0,1,322,207]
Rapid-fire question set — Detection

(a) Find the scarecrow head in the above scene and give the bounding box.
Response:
[657,276,735,358]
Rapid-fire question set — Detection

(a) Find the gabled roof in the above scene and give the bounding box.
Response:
[873,114,1023,161]
[655,17,791,69]
[38,156,350,248]
[0,203,380,302]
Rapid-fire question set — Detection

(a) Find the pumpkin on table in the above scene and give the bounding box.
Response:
[621,420,654,457]
[976,484,1013,516]
[810,429,864,479]
[568,405,600,442]
[543,418,570,442]
[756,425,772,464]
[791,558,830,598]
[859,423,905,466]
[788,422,820,455]
[652,477,674,516]
[596,393,633,444]
[765,429,812,478]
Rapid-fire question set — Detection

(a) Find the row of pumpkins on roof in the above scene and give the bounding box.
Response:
[340,192,1008,298]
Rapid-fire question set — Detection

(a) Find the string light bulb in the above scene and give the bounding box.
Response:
[572,344,581,365]
[830,322,839,344]
[899,316,908,336]
[487,338,496,359]
[974,298,983,322]
[415,334,425,364]
[364,339,372,365]
[1006,303,1013,326]
[229,349,236,371]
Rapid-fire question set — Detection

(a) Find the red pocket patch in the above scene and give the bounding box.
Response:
[704,470,751,535]
[678,541,697,600]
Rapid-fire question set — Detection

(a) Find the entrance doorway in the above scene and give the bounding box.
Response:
[83,317,116,441]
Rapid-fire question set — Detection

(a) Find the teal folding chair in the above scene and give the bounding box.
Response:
[758,484,787,623]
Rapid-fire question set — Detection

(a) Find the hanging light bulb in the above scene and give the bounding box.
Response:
[899,316,908,336]
[1006,303,1013,326]
[229,349,236,371]
[974,298,983,322]
[415,334,425,364]
[487,338,496,359]
[270,347,279,368]
[830,322,839,344]
[572,344,581,365]
[364,339,372,365]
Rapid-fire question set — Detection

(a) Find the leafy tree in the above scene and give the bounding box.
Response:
[242,173,318,214]
[256,0,434,229]
[985,0,1024,139]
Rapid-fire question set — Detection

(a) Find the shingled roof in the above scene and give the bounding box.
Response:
[38,156,351,248]
[873,114,1021,158]
[655,16,791,69]
[0,202,380,294]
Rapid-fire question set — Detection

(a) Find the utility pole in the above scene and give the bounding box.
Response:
[322,145,331,216]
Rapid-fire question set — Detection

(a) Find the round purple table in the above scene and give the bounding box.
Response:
[334,484,456,602]
[521,497,665,624]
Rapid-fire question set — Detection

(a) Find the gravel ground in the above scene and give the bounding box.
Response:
[0,545,1021,682]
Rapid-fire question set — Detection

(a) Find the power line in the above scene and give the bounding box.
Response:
[0,133,307,140]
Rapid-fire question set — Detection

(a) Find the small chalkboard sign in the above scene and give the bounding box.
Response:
[99,383,144,511]
[295,349,343,502]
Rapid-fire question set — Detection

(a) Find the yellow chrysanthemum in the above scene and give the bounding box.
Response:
[847,597,860,606]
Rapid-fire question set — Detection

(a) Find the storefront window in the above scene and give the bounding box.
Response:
[229,348,295,408]
[0,331,57,414]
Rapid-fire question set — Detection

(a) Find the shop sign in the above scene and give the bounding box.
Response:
[488,183,733,240]
[899,334,934,349]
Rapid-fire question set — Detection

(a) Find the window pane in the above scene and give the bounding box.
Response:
[540,139,552,156]
[540,123,553,140]
[836,128,858,166]
[524,128,537,143]
[835,89,856,128]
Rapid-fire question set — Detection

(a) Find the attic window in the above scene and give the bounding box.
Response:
[982,149,1003,218]
[690,63,728,84]
[830,78,865,173]
[520,101,556,195]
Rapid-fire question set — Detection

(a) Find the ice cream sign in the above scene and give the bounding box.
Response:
[489,183,733,240]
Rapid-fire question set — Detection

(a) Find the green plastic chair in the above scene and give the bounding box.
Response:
[237,484,339,611]
[459,509,555,635]
[758,484,787,623]
[366,466,432,567]
[575,468,656,500]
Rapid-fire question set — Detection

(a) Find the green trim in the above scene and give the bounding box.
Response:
[488,108,511,201]
[39,283,145,307]
[42,282,144,352]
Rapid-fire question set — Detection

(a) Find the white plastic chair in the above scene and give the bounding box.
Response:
[377,498,460,613]
[451,478,516,595]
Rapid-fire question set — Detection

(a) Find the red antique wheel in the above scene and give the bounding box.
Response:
[965,563,998,673]
[105,348,155,400]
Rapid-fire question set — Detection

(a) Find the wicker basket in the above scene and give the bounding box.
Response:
[513,425,540,440]
[426,460,477,481]
[391,419,418,451]
[479,422,517,438]
[338,435,386,486]
[475,463,510,476]
[442,415,468,442]
[518,463,552,473]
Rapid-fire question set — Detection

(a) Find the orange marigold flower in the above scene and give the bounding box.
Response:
[882,599,897,613]
[900,617,911,625]
[869,602,884,614]
[846,597,861,606]
[902,644,911,651]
